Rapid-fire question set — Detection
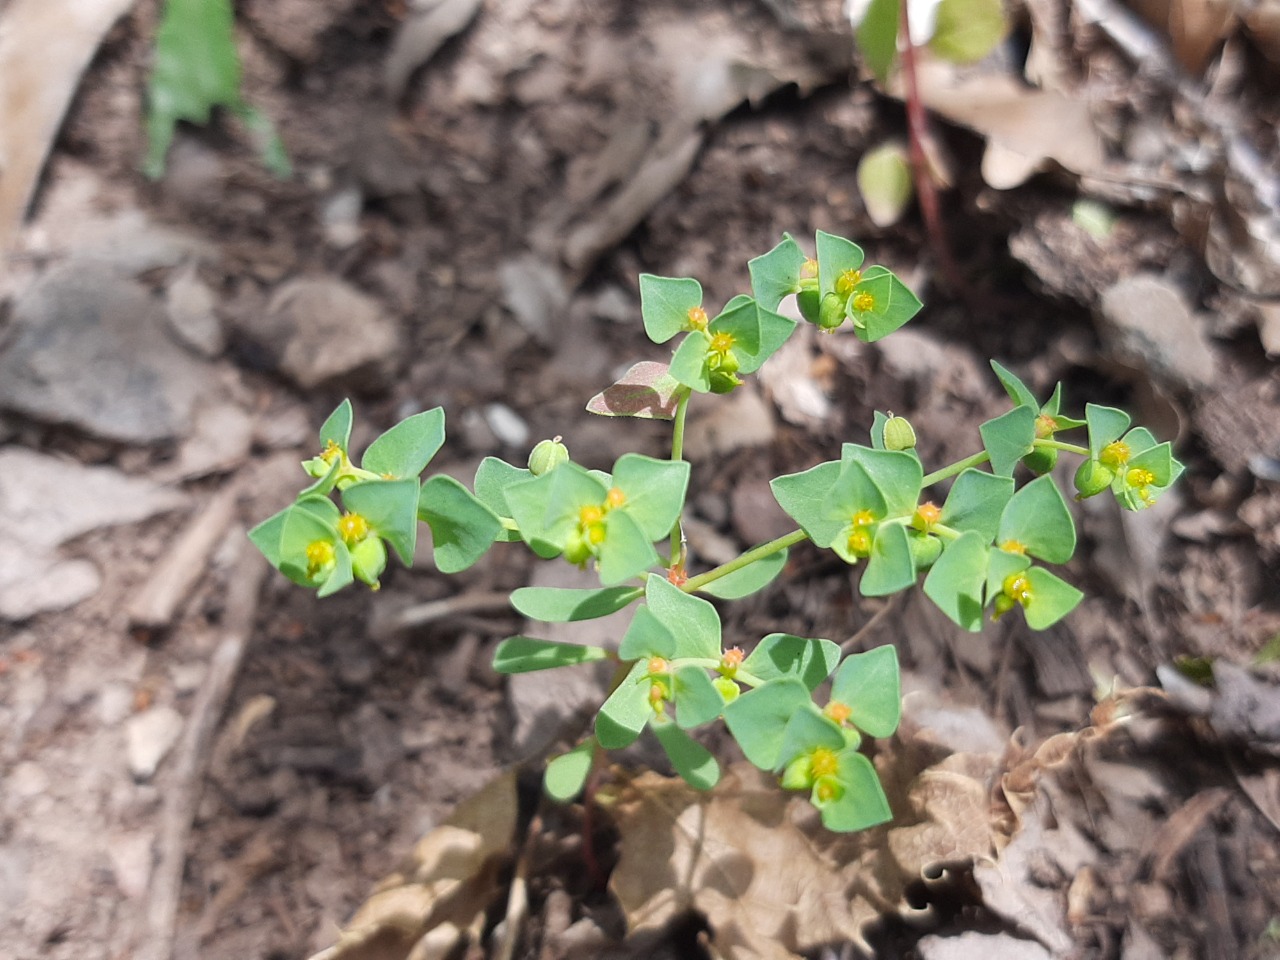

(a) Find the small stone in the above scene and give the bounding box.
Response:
[484,403,529,448]
[97,683,134,726]
[321,187,364,249]
[0,557,100,620]
[125,706,184,781]
[270,277,400,389]
[165,263,225,357]
[1098,274,1217,389]
[0,262,216,442]
[9,762,50,798]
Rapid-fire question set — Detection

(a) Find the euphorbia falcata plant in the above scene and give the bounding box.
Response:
[250,230,1183,832]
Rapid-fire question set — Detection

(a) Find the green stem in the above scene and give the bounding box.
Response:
[682,528,809,593]
[668,389,692,568]
[1034,438,1089,456]
[921,450,991,487]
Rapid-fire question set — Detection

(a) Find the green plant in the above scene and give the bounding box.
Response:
[144,0,290,180]
[249,230,1182,832]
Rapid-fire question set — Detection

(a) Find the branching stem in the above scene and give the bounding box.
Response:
[682,528,810,593]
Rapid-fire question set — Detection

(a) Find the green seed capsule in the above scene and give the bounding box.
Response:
[907,532,942,570]
[797,289,821,325]
[1074,459,1114,500]
[1021,447,1058,475]
[817,292,847,331]
[711,675,740,704]
[528,437,569,476]
[883,415,916,451]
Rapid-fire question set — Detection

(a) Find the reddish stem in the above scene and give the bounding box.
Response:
[897,0,966,293]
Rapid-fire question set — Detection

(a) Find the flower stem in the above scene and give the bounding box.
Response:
[1034,438,1089,456]
[682,528,809,593]
[921,450,991,487]
[668,389,692,569]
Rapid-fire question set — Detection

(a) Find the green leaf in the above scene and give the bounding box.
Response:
[298,454,342,498]
[997,475,1076,563]
[597,509,661,585]
[819,752,892,832]
[816,230,866,300]
[980,405,1037,477]
[586,361,683,420]
[776,704,846,772]
[319,400,354,451]
[493,636,610,673]
[640,275,702,344]
[669,331,713,393]
[596,661,652,749]
[145,0,287,179]
[847,267,923,343]
[645,575,722,660]
[923,530,988,631]
[504,464,607,558]
[234,103,291,178]
[341,478,420,566]
[248,506,290,568]
[709,295,762,356]
[989,360,1039,411]
[746,304,799,374]
[473,457,529,542]
[742,634,840,691]
[673,666,726,729]
[749,234,807,310]
[860,522,916,597]
[361,407,445,480]
[1085,404,1131,460]
[545,739,596,801]
[652,718,721,790]
[1024,567,1084,629]
[417,475,503,573]
[277,506,352,596]
[929,0,1008,64]
[857,142,914,229]
[843,445,923,518]
[857,0,901,81]
[510,585,643,622]
[771,460,845,547]
[723,677,811,769]
[823,461,888,531]
[612,454,690,541]
[984,547,1031,606]
[619,605,677,660]
[830,645,901,738]
[939,469,1014,541]
[697,549,788,600]
[1129,441,1175,485]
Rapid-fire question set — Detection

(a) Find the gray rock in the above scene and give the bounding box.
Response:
[165,263,225,357]
[270,277,400,389]
[0,448,186,619]
[125,706,184,781]
[0,262,215,442]
[1098,274,1218,390]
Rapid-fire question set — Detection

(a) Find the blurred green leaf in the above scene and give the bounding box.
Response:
[858,0,901,82]
[929,0,1008,64]
[544,739,596,801]
[857,142,914,228]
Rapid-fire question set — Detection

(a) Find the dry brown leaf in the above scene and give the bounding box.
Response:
[1127,0,1237,73]
[607,749,1000,958]
[309,771,519,960]
[897,58,1105,189]
[0,0,138,251]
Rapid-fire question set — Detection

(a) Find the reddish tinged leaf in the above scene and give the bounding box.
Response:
[586,362,682,420]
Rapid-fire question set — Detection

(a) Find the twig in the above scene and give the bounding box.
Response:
[493,813,541,960]
[128,481,240,635]
[139,541,269,960]
[371,591,514,639]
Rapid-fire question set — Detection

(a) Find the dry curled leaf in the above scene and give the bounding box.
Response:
[309,771,518,960]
